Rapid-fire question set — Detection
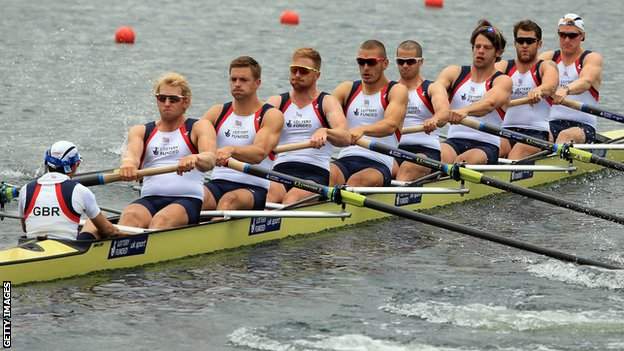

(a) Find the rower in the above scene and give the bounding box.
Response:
[331,39,408,187]
[436,20,512,165]
[394,40,449,181]
[18,141,120,240]
[496,19,559,159]
[267,48,350,204]
[539,13,603,144]
[85,72,217,236]
[202,56,284,210]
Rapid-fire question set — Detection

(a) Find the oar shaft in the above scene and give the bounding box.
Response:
[561,99,624,124]
[508,97,533,107]
[401,125,425,134]
[72,165,179,186]
[273,141,314,153]
[362,198,620,269]
[227,158,620,270]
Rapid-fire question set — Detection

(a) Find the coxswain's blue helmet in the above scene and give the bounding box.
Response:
[44,141,81,174]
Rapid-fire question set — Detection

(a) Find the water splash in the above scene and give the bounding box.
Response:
[229,327,561,351]
[380,300,624,332]
[527,260,624,290]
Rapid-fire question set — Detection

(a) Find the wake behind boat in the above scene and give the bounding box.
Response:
[2,129,623,285]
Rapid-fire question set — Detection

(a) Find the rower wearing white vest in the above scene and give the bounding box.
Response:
[202,56,283,210]
[436,20,512,165]
[18,141,119,240]
[540,13,603,144]
[496,19,558,159]
[331,39,408,187]
[85,72,217,235]
[394,40,449,181]
[267,48,350,204]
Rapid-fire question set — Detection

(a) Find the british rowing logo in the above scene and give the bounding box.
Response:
[364,99,370,106]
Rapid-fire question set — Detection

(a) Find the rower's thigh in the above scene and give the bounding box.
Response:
[347,168,385,187]
[119,204,152,228]
[440,143,458,163]
[150,204,189,229]
[396,159,432,182]
[202,185,217,210]
[555,127,586,144]
[217,189,255,210]
[456,149,488,164]
[283,188,316,205]
[267,182,286,203]
[329,163,346,186]
[499,138,511,158]
[508,143,542,160]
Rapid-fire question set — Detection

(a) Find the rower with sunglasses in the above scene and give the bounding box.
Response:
[394,40,450,181]
[84,72,217,235]
[539,13,603,144]
[495,19,559,159]
[266,48,350,204]
[202,56,284,211]
[436,20,512,165]
[331,40,408,187]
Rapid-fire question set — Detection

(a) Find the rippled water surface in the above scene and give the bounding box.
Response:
[2,0,624,350]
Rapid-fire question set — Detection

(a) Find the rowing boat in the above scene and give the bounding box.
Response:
[2,129,623,285]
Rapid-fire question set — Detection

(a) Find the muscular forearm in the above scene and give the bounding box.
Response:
[326,128,351,147]
[231,145,269,164]
[462,99,498,117]
[195,151,216,172]
[566,79,592,95]
[362,120,401,137]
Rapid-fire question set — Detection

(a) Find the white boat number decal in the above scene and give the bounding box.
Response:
[108,234,148,259]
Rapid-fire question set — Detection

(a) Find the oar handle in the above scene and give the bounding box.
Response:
[273,141,314,153]
[73,165,179,186]
[508,97,533,107]
[459,117,481,130]
[401,125,425,134]
[560,98,582,110]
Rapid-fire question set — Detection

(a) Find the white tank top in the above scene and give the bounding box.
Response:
[140,120,205,200]
[211,103,274,189]
[273,93,332,170]
[448,69,505,147]
[502,60,551,131]
[18,173,100,240]
[338,81,400,171]
[399,81,440,150]
[549,50,599,127]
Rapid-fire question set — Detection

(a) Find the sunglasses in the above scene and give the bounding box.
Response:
[356,57,385,66]
[289,65,319,75]
[155,94,186,103]
[558,31,581,39]
[396,57,423,66]
[515,37,538,45]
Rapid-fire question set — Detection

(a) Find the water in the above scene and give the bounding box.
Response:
[2,0,624,350]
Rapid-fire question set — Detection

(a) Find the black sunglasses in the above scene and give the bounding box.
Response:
[515,37,538,45]
[558,31,581,39]
[396,58,423,66]
[356,57,384,66]
[155,94,185,103]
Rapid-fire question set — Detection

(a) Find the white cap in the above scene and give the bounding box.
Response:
[558,13,584,32]
[45,140,81,173]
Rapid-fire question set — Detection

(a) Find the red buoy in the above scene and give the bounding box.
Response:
[424,0,444,8]
[115,26,136,44]
[280,10,300,25]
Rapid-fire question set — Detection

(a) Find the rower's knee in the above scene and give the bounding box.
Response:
[150,214,183,229]
[119,206,150,228]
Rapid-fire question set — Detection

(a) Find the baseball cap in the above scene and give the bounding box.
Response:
[558,13,584,32]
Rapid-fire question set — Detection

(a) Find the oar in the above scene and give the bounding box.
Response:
[356,138,624,226]
[72,165,179,186]
[459,118,624,172]
[560,99,624,124]
[225,158,620,270]
[273,141,313,153]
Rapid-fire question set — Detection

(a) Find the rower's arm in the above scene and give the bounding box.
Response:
[458,75,512,117]
[434,65,461,92]
[120,125,145,168]
[322,94,351,147]
[538,50,554,62]
[191,119,217,172]
[231,108,284,164]
[91,213,121,238]
[537,60,559,97]
[569,52,603,94]
[332,81,352,107]
[427,81,450,126]
[266,95,282,109]
[359,83,408,137]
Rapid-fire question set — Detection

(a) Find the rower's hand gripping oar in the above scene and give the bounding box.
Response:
[356,138,624,226]
[225,158,621,270]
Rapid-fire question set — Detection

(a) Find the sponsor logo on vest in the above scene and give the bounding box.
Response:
[151,145,180,157]
[32,206,60,216]
[225,129,250,139]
